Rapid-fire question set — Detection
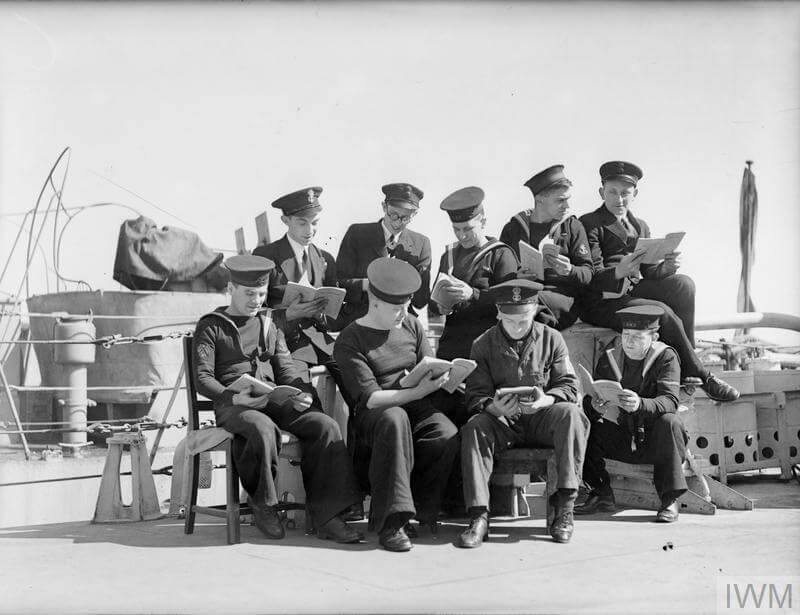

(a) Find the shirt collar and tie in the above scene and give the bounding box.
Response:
[381,220,402,251]
[286,235,311,283]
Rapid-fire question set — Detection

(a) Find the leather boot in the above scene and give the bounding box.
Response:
[656,495,680,523]
[378,526,413,552]
[248,498,285,539]
[574,492,616,515]
[317,516,364,543]
[456,514,489,549]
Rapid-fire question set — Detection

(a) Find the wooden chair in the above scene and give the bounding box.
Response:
[182,336,303,544]
[489,448,557,527]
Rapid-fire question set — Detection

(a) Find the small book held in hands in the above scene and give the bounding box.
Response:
[399,355,478,394]
[430,272,464,311]
[226,374,303,406]
[496,385,540,399]
[518,240,560,280]
[633,232,685,265]
[281,282,346,319]
[576,364,622,424]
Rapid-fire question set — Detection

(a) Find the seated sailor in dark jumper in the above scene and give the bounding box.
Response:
[191,254,362,543]
[334,257,459,552]
[576,305,688,523]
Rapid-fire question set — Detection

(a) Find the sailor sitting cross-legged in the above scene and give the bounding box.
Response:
[191,255,362,543]
[575,305,689,523]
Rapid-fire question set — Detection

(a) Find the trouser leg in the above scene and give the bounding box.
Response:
[218,408,282,507]
[268,403,361,527]
[460,412,518,510]
[355,406,415,532]
[537,290,578,331]
[407,406,459,522]
[522,402,589,492]
[581,417,634,496]
[633,274,696,341]
[640,414,689,498]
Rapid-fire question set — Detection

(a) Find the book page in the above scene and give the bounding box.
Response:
[634,231,685,265]
[518,240,544,280]
[399,356,453,388]
[281,281,317,307]
[315,286,346,319]
[431,272,461,311]
[442,358,477,394]
[226,374,275,396]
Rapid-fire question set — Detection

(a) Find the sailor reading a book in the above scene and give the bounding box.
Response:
[498,164,594,330]
[333,258,459,552]
[575,305,688,524]
[252,187,352,407]
[577,160,739,403]
[192,254,362,544]
[457,279,589,549]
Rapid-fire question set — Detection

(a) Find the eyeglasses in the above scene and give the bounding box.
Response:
[385,208,416,223]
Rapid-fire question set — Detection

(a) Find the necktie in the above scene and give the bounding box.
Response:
[387,234,399,253]
[300,248,308,276]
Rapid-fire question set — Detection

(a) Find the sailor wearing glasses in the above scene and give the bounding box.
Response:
[336,183,432,327]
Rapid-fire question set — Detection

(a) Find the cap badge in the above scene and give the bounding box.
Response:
[512,286,521,302]
[307,189,316,204]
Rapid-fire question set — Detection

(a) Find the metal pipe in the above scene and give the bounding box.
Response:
[695,312,800,332]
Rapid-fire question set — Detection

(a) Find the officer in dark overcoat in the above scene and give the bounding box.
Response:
[577,161,738,402]
[336,183,432,327]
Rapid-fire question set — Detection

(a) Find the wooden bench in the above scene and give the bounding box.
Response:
[489,448,557,527]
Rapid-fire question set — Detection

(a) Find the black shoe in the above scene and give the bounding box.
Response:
[574,492,616,515]
[549,509,574,544]
[656,497,680,523]
[317,516,364,544]
[701,373,740,402]
[403,522,418,539]
[341,502,364,522]
[248,498,285,539]
[456,514,489,549]
[378,527,413,552]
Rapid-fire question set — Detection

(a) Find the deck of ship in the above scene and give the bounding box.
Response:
[2,471,798,615]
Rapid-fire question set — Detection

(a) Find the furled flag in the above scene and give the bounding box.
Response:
[737,161,758,320]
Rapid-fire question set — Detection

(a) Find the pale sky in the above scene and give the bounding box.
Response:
[1,1,799,345]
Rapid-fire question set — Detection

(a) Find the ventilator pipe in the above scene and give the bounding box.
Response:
[695,312,800,333]
[53,315,96,456]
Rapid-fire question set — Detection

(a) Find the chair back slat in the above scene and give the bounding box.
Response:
[183,336,215,431]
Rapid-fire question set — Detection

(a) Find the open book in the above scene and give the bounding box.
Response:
[634,232,685,265]
[576,364,622,424]
[226,374,304,406]
[430,272,463,311]
[399,356,478,394]
[281,282,346,319]
[518,239,561,280]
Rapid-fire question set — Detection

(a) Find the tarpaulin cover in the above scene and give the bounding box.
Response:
[113,216,224,290]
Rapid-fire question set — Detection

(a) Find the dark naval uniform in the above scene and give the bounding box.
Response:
[580,337,688,503]
[336,221,431,326]
[500,212,593,329]
[430,239,518,360]
[499,164,594,330]
[333,258,458,545]
[253,235,350,397]
[579,204,703,380]
[192,305,360,528]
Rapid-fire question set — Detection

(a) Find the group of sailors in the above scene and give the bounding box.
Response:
[191,160,740,552]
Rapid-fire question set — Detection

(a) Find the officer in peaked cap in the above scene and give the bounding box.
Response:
[458,277,588,549]
[577,161,739,402]
[499,165,593,330]
[334,256,459,552]
[431,186,517,366]
[577,303,689,524]
[252,187,356,446]
[336,182,432,327]
[192,255,362,544]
